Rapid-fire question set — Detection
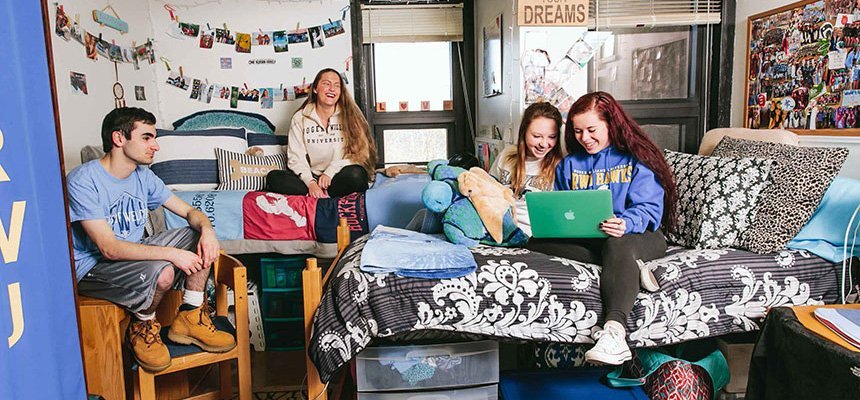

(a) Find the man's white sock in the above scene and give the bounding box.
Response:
[183,290,204,308]
[134,311,156,321]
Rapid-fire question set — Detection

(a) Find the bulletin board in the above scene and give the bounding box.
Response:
[745,0,860,136]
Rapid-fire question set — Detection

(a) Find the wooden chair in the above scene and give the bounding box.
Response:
[78,296,129,400]
[133,251,252,400]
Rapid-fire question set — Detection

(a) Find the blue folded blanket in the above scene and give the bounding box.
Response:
[360,226,476,279]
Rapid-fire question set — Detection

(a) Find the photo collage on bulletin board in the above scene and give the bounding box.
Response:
[746,0,860,135]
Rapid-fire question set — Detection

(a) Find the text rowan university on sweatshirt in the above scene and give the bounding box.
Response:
[554,146,664,234]
[286,103,356,185]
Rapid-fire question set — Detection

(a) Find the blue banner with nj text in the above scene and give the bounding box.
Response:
[0,1,87,399]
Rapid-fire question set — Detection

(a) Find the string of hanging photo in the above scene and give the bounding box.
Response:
[162,3,350,53]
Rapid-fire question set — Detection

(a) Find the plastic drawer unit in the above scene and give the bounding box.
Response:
[356,341,499,392]
[357,384,498,400]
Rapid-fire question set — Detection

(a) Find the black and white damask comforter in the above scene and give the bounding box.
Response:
[308,236,840,382]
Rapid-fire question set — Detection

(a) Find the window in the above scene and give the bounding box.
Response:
[373,42,452,112]
[595,27,691,101]
[382,127,449,163]
[357,2,471,166]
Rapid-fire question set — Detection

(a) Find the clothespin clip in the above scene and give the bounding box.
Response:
[345,56,352,71]
[302,77,306,86]
[328,18,333,24]
[279,83,283,90]
[340,5,349,21]
[206,23,211,31]
[98,33,103,41]
[296,22,301,31]
[160,57,171,71]
[223,23,228,32]
[164,4,177,21]
[74,13,80,24]
[179,66,184,77]
[244,83,249,90]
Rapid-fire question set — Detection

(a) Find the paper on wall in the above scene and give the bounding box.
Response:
[828,50,848,70]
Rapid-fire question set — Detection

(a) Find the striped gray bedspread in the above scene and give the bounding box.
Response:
[308,235,840,382]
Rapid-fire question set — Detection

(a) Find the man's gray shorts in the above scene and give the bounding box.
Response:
[77,227,200,313]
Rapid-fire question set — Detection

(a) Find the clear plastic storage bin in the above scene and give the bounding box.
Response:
[356,341,499,392]
[357,384,498,400]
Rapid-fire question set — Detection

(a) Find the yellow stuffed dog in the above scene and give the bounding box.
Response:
[457,167,516,244]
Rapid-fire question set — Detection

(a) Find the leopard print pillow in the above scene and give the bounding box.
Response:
[665,150,774,249]
[711,136,848,253]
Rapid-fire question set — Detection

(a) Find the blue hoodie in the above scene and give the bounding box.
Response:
[554,146,664,234]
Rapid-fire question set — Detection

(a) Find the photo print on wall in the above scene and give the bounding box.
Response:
[260,88,274,109]
[166,71,189,90]
[273,31,288,53]
[288,28,309,44]
[230,86,239,108]
[84,32,98,60]
[134,85,146,101]
[308,26,325,48]
[200,30,214,48]
[253,31,272,46]
[216,28,234,44]
[235,32,251,53]
[323,20,345,38]
[180,22,200,37]
[70,71,87,95]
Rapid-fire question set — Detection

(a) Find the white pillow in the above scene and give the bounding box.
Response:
[151,128,247,191]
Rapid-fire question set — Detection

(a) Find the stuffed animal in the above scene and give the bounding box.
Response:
[422,160,528,247]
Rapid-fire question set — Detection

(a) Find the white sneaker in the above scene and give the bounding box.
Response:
[584,324,632,365]
[638,259,660,292]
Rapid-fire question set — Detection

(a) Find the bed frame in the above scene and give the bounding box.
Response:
[302,218,351,400]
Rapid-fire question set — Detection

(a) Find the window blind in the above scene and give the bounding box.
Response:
[589,0,721,28]
[361,4,464,43]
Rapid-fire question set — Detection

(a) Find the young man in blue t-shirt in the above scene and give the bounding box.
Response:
[67,107,234,372]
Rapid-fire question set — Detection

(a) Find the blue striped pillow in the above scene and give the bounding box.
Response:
[247,132,287,156]
[151,128,248,191]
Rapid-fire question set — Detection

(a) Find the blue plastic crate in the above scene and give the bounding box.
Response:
[261,291,304,319]
[264,320,305,351]
[499,369,649,400]
[260,255,308,289]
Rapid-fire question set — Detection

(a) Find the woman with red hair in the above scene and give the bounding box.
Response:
[528,91,678,366]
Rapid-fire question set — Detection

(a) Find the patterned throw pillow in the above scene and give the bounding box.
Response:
[711,136,849,253]
[215,147,286,191]
[151,128,247,191]
[664,150,774,249]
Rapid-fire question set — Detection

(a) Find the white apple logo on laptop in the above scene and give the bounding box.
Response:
[564,210,575,220]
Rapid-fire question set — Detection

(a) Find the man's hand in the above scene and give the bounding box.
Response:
[197,226,219,268]
[600,216,626,238]
[317,173,332,190]
[171,248,205,275]
[307,180,329,198]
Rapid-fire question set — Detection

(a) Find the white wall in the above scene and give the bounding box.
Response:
[50,0,352,172]
[48,0,159,171]
[475,0,519,142]
[149,0,351,137]
[732,0,860,179]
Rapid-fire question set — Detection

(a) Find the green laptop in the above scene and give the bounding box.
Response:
[525,190,614,238]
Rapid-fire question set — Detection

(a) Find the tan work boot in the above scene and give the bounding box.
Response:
[168,305,236,352]
[127,319,171,372]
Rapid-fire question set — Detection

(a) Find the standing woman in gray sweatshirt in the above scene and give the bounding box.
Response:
[267,68,378,198]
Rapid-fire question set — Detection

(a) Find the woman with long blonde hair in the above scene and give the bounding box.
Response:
[489,102,564,236]
[267,68,377,198]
